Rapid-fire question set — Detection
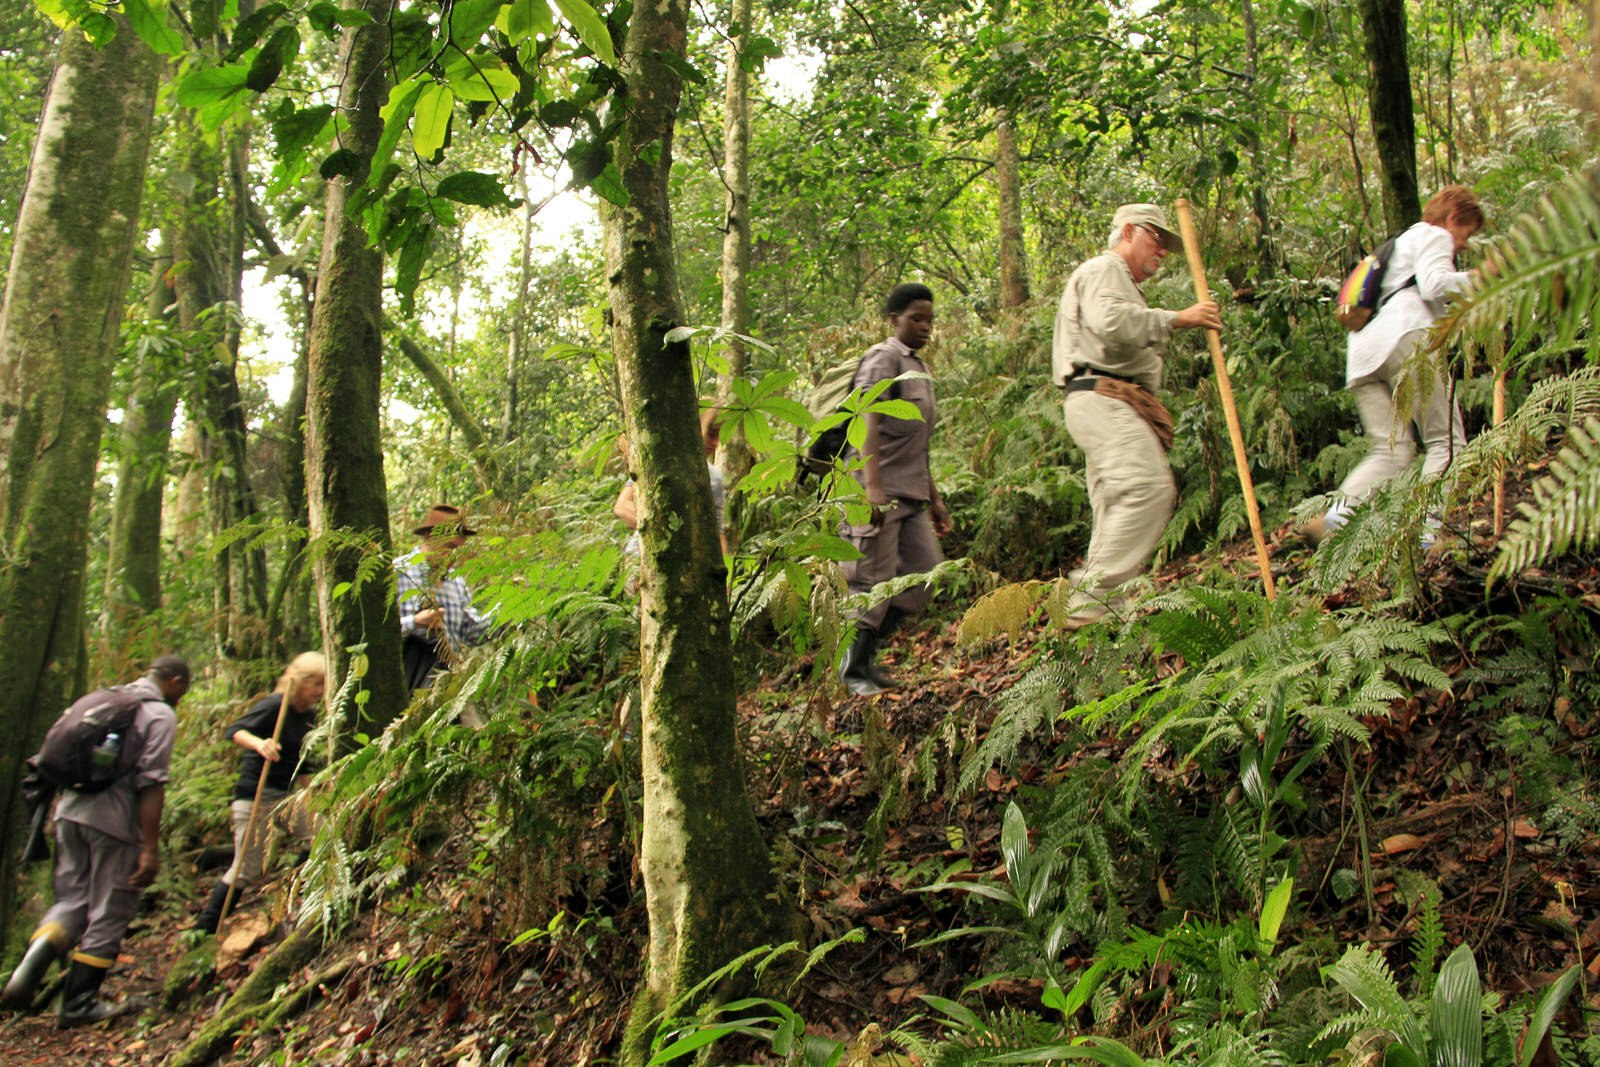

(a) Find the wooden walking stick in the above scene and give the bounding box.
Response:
[218,693,294,933]
[1492,368,1508,536]
[1174,199,1277,600]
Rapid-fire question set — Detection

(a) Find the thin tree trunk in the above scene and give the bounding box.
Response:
[394,333,503,494]
[1239,0,1276,279]
[995,115,1030,306]
[504,166,534,447]
[102,238,178,658]
[603,2,777,1060]
[716,0,755,504]
[304,0,407,751]
[0,13,159,954]
[1358,0,1422,231]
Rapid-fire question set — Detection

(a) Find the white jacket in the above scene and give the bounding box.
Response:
[1346,221,1471,384]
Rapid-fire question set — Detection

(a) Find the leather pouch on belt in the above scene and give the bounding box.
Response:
[1094,377,1175,452]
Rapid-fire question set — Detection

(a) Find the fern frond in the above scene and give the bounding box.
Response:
[1434,167,1600,372]
[957,580,1049,647]
[1490,417,1600,584]
[956,660,1068,795]
[1324,944,1427,1051]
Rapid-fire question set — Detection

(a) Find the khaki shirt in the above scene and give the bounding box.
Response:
[1052,252,1179,393]
[846,337,936,503]
[55,677,177,846]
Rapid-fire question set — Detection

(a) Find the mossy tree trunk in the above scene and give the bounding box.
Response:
[101,238,179,666]
[0,14,158,953]
[304,0,407,751]
[715,0,755,501]
[603,2,777,1061]
[1358,0,1421,232]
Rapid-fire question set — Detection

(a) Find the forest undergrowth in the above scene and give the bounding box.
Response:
[2,449,1598,1067]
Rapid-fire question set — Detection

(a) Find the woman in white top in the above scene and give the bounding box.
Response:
[1322,185,1485,533]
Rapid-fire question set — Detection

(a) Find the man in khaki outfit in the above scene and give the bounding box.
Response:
[1052,204,1221,627]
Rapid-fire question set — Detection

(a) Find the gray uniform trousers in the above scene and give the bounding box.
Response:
[39,820,142,965]
[842,500,943,633]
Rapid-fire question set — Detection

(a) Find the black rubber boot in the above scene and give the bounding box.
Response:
[869,608,908,689]
[57,958,117,1028]
[1,934,60,1011]
[839,627,884,696]
[194,880,232,935]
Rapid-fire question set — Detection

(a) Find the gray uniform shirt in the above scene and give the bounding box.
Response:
[846,337,936,503]
[1052,252,1180,393]
[55,677,177,846]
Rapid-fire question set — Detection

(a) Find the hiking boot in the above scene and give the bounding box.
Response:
[194,880,232,936]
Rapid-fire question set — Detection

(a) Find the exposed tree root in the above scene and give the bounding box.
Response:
[168,924,323,1067]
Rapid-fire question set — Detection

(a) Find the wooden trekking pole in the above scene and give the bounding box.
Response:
[1174,199,1277,600]
[218,693,294,933]
[1492,368,1507,536]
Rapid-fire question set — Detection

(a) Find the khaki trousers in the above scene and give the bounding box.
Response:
[223,787,310,889]
[1339,330,1465,502]
[1062,390,1176,607]
[842,501,942,633]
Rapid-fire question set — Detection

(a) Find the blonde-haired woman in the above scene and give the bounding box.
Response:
[194,652,325,934]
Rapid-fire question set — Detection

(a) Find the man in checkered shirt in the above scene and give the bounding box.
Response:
[396,504,494,693]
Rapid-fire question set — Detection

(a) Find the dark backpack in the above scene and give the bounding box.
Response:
[1334,235,1418,331]
[35,685,144,793]
[796,356,902,484]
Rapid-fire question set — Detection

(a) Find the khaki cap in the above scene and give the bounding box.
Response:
[1112,203,1183,252]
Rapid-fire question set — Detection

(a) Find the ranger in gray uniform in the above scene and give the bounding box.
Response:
[1,656,188,1026]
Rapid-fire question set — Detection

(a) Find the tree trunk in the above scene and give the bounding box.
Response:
[1358,0,1421,232]
[0,14,158,954]
[174,130,270,671]
[504,165,534,450]
[1239,0,1276,280]
[395,332,503,494]
[715,0,755,503]
[603,2,777,1061]
[303,0,407,751]
[102,239,178,660]
[995,115,1030,307]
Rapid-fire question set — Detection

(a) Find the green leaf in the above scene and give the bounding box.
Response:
[394,222,433,314]
[552,0,616,65]
[122,0,184,55]
[447,0,503,45]
[587,159,628,207]
[1257,877,1293,953]
[435,171,512,208]
[1519,965,1580,1067]
[755,396,812,430]
[320,148,360,179]
[498,0,554,40]
[176,64,251,108]
[190,0,219,39]
[78,11,118,43]
[445,56,521,102]
[247,25,300,93]
[412,82,454,159]
[272,104,334,157]
[1431,943,1482,1067]
[225,1,287,60]
[372,77,425,185]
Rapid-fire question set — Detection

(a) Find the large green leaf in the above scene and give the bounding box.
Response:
[435,171,512,208]
[272,104,333,157]
[498,0,554,40]
[176,64,250,107]
[412,82,453,159]
[444,55,520,103]
[1431,943,1482,1067]
[247,25,300,93]
[122,0,184,55]
[552,0,616,65]
[1519,965,1580,1067]
[371,77,424,186]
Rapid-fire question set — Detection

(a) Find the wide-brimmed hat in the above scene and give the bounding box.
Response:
[1111,203,1183,252]
[413,503,477,537]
